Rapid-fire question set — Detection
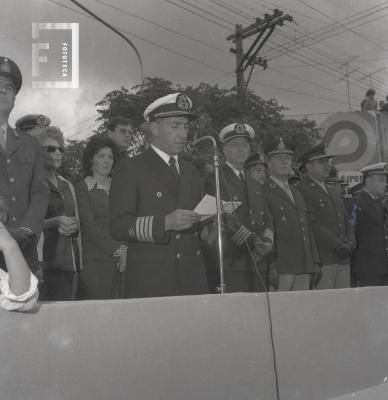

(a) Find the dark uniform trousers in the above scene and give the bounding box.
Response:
[351,190,388,286]
[263,177,320,291]
[203,164,274,293]
[0,127,49,273]
[110,147,209,298]
[298,176,355,289]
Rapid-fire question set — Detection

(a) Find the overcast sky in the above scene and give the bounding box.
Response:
[3,0,388,139]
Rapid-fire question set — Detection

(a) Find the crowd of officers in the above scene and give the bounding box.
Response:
[1,56,388,302]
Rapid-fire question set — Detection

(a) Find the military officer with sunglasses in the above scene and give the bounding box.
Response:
[0,56,49,273]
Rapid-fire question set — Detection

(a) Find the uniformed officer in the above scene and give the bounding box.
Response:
[298,144,355,289]
[203,123,274,292]
[351,162,388,286]
[0,56,49,272]
[15,114,50,138]
[110,93,210,298]
[262,138,320,291]
[244,152,267,185]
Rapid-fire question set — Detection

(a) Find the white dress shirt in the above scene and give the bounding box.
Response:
[226,161,244,180]
[151,145,180,174]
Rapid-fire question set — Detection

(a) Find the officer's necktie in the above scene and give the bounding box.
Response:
[0,127,6,151]
[238,171,245,183]
[169,156,179,181]
[283,182,295,204]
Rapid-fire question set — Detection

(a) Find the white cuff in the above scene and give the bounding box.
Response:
[0,272,39,311]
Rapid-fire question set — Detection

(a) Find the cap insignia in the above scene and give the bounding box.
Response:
[37,115,50,126]
[278,138,285,151]
[0,59,11,73]
[176,94,191,111]
[234,123,246,135]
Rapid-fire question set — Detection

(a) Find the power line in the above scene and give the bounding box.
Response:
[271,57,388,69]
[66,121,100,140]
[62,114,99,133]
[267,3,388,60]
[49,0,378,112]
[196,1,386,97]
[295,0,388,51]
[163,0,231,30]
[93,0,229,55]
[48,0,230,75]
[217,75,358,107]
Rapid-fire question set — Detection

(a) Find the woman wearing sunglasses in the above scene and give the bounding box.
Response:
[38,127,82,301]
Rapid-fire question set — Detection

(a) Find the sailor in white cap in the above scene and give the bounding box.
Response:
[351,162,388,287]
[110,93,212,298]
[203,123,274,293]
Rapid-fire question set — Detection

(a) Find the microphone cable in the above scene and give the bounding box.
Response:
[218,165,281,400]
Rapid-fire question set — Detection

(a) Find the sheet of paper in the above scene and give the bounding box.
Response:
[194,194,241,221]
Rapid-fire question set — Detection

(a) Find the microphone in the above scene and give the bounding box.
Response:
[184,135,217,152]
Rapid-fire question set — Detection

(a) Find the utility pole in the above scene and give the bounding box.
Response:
[227,9,292,106]
[339,56,358,111]
[234,24,244,101]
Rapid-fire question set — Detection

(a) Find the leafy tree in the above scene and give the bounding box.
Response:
[61,140,86,183]
[64,76,320,180]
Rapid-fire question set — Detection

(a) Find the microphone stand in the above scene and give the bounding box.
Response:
[189,136,226,294]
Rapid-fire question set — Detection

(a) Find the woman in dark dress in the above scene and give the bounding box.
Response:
[76,137,126,299]
[38,127,82,301]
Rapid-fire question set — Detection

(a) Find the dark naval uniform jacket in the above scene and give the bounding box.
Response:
[0,127,48,235]
[110,147,209,298]
[351,190,388,276]
[263,177,320,275]
[298,175,355,265]
[203,163,274,271]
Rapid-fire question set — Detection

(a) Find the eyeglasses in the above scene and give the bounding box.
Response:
[43,145,64,154]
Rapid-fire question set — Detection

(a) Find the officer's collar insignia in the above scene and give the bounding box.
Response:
[128,227,136,237]
[278,138,286,151]
[310,182,315,187]
[0,59,10,73]
[269,182,276,189]
[234,123,246,135]
[176,94,191,111]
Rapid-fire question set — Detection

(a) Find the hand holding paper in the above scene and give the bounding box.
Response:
[194,194,241,221]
